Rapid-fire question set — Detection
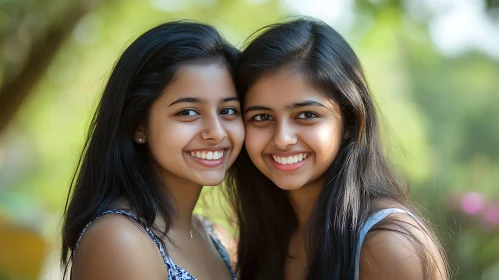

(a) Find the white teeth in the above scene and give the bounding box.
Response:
[272,153,308,165]
[189,150,224,160]
[213,150,224,160]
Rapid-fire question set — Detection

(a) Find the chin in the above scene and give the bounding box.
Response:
[271,179,305,191]
[185,166,228,186]
[198,175,226,187]
[202,182,223,187]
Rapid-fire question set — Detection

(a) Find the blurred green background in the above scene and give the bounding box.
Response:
[0,0,498,279]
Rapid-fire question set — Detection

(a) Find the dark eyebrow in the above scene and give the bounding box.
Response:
[244,100,326,113]
[169,96,239,107]
[244,100,325,114]
[169,97,204,107]
[222,97,239,103]
[244,106,271,114]
[287,100,326,109]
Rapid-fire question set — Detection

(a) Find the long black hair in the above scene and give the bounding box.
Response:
[227,18,449,280]
[61,21,239,275]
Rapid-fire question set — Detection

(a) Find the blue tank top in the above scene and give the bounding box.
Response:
[73,209,237,280]
[354,208,423,280]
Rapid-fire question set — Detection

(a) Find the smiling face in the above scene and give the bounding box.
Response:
[243,66,344,191]
[135,62,244,187]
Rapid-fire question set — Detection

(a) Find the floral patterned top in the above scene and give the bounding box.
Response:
[73,209,237,280]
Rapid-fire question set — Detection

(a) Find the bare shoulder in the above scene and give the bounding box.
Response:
[359,212,447,280]
[71,214,166,280]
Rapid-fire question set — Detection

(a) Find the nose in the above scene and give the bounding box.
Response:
[201,113,227,142]
[272,119,297,149]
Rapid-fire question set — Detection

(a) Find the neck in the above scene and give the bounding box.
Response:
[157,170,203,230]
[287,177,325,231]
[169,182,203,229]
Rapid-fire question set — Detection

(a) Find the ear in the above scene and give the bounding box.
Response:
[343,126,351,140]
[134,125,147,144]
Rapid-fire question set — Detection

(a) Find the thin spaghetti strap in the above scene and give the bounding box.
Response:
[73,210,238,280]
[72,209,175,271]
[354,208,424,280]
[198,216,237,279]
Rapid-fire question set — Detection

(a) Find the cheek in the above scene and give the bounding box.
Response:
[244,127,268,161]
[309,121,344,164]
[231,119,245,145]
[227,119,245,159]
[148,120,191,164]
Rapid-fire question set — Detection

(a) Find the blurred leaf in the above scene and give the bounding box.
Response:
[0,223,46,280]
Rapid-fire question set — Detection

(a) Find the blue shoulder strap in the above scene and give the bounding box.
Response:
[354,208,423,280]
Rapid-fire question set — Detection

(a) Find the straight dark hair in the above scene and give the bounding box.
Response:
[61,21,239,276]
[227,18,449,280]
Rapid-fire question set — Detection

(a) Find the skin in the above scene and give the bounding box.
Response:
[72,62,244,280]
[244,66,344,223]
[359,201,447,280]
[244,66,344,279]
[244,66,344,192]
[243,66,446,280]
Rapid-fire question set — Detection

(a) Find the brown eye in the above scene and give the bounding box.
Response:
[220,108,238,115]
[252,114,273,121]
[296,112,318,119]
[175,109,199,116]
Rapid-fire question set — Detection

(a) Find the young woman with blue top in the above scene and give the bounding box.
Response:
[61,21,243,280]
[228,18,450,280]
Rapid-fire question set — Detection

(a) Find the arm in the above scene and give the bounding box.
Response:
[359,213,447,280]
[71,215,166,280]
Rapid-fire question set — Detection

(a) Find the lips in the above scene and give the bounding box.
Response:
[268,152,310,172]
[272,153,308,165]
[188,150,224,160]
[186,149,227,168]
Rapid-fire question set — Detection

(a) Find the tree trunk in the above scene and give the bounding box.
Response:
[0,1,104,132]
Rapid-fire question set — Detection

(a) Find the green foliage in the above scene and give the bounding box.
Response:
[0,0,497,279]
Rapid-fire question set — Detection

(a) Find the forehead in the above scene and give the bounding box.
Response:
[245,67,330,107]
[161,62,236,101]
